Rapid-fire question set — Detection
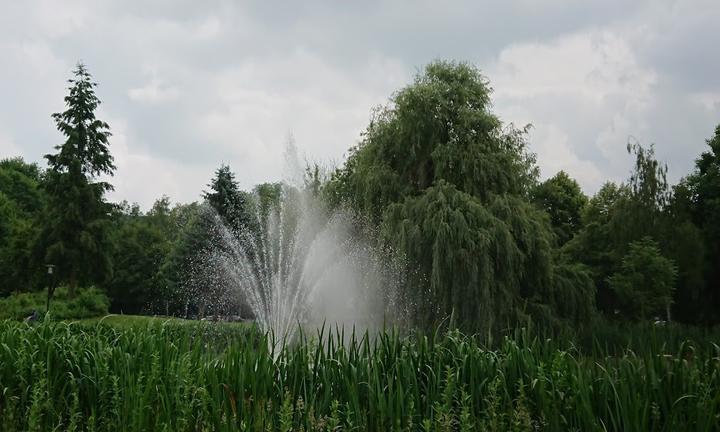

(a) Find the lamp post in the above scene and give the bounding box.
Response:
[46,264,57,314]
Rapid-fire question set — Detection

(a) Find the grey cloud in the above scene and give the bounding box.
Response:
[0,0,718,208]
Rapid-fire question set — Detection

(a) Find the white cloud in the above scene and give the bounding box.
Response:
[186,51,409,191]
[690,92,720,112]
[104,116,207,208]
[128,80,180,104]
[193,16,222,40]
[488,29,659,191]
[0,127,21,158]
[532,124,605,186]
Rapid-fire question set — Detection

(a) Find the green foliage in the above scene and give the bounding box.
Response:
[0,286,109,320]
[531,170,588,245]
[0,321,718,431]
[550,260,596,324]
[204,164,250,229]
[660,182,705,323]
[304,163,327,199]
[253,182,283,216]
[154,202,206,316]
[0,191,14,242]
[565,182,629,311]
[153,195,248,318]
[326,61,537,217]
[40,63,116,295]
[688,125,720,238]
[610,142,670,250]
[568,142,679,318]
[1,59,719,357]
[608,237,678,320]
[681,124,720,323]
[383,181,565,332]
[327,61,589,332]
[582,181,629,227]
[106,203,171,314]
[0,157,44,215]
[0,158,45,295]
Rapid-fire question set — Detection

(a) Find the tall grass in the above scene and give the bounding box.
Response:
[0,319,718,431]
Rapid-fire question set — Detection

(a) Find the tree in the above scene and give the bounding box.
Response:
[304,163,326,199]
[254,182,282,212]
[106,204,170,314]
[682,124,720,323]
[610,141,670,250]
[0,193,17,294]
[0,158,46,295]
[0,158,44,215]
[567,142,674,317]
[40,63,115,296]
[326,61,592,333]
[607,237,677,321]
[156,203,232,318]
[203,164,249,229]
[326,62,538,218]
[564,182,629,313]
[531,171,588,245]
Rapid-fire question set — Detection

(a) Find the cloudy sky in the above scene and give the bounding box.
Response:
[1,1,719,208]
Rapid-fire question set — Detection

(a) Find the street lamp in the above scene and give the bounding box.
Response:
[45,264,57,314]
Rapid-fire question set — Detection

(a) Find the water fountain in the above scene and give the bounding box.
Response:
[202,186,405,343]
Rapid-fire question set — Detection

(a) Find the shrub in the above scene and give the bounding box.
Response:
[0,286,109,320]
[608,237,678,320]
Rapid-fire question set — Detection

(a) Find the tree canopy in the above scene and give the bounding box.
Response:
[608,237,677,320]
[327,61,592,332]
[40,63,116,295]
[1,60,718,332]
[203,164,249,229]
[0,158,44,295]
[677,125,720,323]
[531,171,587,245]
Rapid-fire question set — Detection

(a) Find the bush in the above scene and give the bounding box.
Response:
[0,286,109,320]
[608,236,678,320]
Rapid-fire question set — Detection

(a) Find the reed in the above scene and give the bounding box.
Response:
[0,319,718,431]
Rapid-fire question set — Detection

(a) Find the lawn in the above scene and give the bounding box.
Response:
[73,314,238,328]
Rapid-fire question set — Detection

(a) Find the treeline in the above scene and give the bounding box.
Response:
[0,61,718,330]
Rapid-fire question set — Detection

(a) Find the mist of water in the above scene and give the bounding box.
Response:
[201,186,407,342]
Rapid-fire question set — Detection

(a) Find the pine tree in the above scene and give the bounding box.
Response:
[203,164,248,229]
[41,63,115,296]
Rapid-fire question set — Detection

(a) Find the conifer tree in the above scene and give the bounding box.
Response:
[203,164,248,229]
[41,63,115,296]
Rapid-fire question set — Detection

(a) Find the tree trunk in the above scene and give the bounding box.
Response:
[68,270,77,298]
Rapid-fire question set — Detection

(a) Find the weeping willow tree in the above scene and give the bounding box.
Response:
[326,61,594,333]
